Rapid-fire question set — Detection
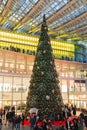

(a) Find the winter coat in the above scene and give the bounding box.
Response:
[30,115,36,127]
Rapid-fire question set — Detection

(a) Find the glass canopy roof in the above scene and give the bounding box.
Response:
[0,0,87,42]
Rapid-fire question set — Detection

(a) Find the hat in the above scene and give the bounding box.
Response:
[32,112,36,114]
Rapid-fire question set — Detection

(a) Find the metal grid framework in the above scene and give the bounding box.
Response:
[0,0,87,41]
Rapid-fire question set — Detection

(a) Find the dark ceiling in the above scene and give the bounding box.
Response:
[0,0,87,42]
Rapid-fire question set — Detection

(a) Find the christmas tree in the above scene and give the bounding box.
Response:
[26,15,63,119]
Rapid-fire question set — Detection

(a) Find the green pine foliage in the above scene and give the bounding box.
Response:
[26,15,63,119]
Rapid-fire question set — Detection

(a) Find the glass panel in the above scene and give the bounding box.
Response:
[2,77,13,107]
[13,77,22,102]
[0,76,3,108]
[49,3,87,30]
[17,0,68,32]
[0,0,8,13]
[61,79,67,92]
[70,80,74,92]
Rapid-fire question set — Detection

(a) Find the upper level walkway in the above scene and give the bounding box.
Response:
[0,49,87,77]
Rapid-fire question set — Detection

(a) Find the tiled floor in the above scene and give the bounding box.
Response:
[2,125,29,130]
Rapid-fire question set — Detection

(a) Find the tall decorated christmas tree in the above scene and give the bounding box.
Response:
[26,15,63,119]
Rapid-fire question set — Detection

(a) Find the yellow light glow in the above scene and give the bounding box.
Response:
[0,29,74,58]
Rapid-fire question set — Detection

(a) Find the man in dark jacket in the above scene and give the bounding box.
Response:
[79,111,85,120]
[21,113,25,126]
[15,115,21,130]
[30,113,36,130]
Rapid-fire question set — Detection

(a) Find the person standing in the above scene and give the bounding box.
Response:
[78,119,83,130]
[72,105,76,116]
[29,113,36,130]
[65,118,72,130]
[21,113,25,125]
[15,115,21,130]
[84,113,87,130]
[0,116,2,130]
[21,113,25,130]
[72,119,78,130]
[11,116,16,130]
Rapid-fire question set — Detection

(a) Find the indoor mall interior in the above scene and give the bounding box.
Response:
[0,0,87,112]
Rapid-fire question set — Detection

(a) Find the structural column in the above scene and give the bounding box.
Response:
[21,77,23,112]
[67,79,70,104]
[11,77,14,106]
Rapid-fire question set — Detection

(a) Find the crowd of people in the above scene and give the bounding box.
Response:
[0,45,86,63]
[0,45,36,55]
[28,104,87,130]
[0,104,87,130]
[0,109,25,130]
